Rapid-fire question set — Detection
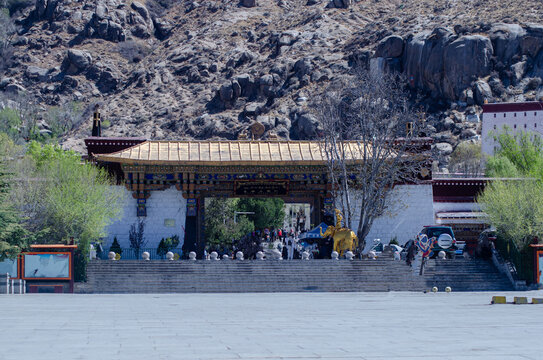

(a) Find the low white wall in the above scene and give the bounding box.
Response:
[347,184,434,251]
[106,186,187,249]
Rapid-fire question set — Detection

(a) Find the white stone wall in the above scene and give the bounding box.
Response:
[482,109,543,155]
[346,184,434,250]
[105,186,187,249]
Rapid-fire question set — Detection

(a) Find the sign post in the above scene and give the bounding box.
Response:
[415,235,436,275]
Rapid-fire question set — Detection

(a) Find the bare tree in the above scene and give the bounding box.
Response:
[314,69,430,252]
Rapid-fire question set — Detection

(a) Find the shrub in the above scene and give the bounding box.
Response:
[157,235,180,258]
[109,237,122,256]
[116,40,151,63]
[157,238,167,258]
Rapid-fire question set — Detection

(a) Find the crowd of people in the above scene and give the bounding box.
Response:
[202,225,341,260]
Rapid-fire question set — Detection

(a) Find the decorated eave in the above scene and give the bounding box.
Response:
[93,140,376,166]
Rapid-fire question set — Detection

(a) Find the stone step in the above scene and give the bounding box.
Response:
[82,258,513,293]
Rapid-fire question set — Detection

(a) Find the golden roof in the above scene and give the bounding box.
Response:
[94,140,369,166]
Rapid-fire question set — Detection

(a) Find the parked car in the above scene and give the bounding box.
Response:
[419,226,460,258]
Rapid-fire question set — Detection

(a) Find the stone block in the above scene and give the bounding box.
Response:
[514,296,528,304]
[491,296,506,304]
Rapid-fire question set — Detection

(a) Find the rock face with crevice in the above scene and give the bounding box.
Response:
[2,0,543,170]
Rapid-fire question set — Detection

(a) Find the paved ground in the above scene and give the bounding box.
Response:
[0,291,542,360]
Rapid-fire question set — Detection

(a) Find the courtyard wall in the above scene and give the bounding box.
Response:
[105,186,187,249]
[348,184,434,250]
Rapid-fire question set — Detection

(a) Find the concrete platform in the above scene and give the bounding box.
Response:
[0,291,541,359]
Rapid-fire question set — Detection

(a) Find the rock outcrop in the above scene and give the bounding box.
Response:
[1,0,543,170]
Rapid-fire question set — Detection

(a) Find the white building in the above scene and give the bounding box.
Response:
[481,102,543,155]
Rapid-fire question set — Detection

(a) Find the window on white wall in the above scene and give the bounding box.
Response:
[514,124,517,129]
[493,125,496,130]
[494,113,496,118]
[525,124,527,128]
[514,113,517,117]
[504,113,506,117]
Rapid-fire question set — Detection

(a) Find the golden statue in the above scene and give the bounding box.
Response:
[320,209,358,257]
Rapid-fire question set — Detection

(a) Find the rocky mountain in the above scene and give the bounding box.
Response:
[2,0,543,170]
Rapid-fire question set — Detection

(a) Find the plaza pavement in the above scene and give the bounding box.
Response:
[0,291,542,360]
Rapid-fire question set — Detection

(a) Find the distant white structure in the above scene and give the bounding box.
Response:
[481,102,543,155]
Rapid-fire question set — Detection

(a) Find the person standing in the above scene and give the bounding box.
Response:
[287,238,295,260]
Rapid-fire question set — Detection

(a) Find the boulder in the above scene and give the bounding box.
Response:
[5,83,26,95]
[36,0,59,21]
[25,66,49,81]
[435,142,453,155]
[404,28,454,97]
[326,0,352,8]
[240,0,256,7]
[442,35,493,100]
[474,80,493,105]
[131,2,151,22]
[375,35,404,58]
[235,73,257,99]
[294,57,313,78]
[521,24,543,57]
[154,18,173,40]
[530,48,543,78]
[259,74,274,97]
[489,23,526,65]
[461,128,477,139]
[296,113,322,139]
[511,61,527,84]
[66,49,92,74]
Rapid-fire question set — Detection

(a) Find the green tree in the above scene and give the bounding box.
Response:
[11,142,125,262]
[0,108,22,139]
[486,128,543,177]
[237,198,285,230]
[204,198,254,250]
[478,129,543,248]
[0,133,27,260]
[478,179,543,247]
[449,141,483,176]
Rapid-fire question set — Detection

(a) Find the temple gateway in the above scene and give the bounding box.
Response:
[87,136,434,255]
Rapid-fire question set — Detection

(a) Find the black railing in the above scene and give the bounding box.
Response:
[494,236,534,284]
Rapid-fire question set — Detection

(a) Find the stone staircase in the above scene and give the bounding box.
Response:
[422,258,514,291]
[81,257,514,293]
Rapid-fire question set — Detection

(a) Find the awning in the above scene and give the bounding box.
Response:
[299,223,329,239]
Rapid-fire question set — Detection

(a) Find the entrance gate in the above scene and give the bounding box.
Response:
[96,140,337,255]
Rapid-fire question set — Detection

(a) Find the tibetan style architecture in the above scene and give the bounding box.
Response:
[481,101,543,155]
[432,178,490,253]
[88,136,435,255]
